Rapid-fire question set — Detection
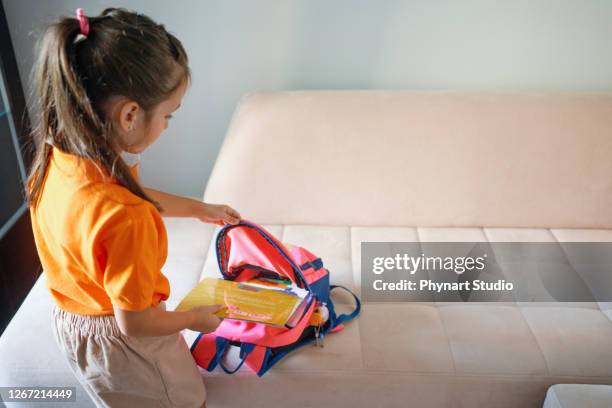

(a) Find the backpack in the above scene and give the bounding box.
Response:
[189,220,361,376]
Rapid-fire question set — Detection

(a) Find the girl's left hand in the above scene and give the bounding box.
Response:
[197,202,241,226]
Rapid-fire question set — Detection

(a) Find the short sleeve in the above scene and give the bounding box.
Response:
[101,214,160,311]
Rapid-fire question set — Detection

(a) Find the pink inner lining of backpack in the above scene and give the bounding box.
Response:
[221,226,300,285]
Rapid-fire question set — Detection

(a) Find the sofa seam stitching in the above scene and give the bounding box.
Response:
[416,226,458,375]
[517,229,554,377]
[349,225,367,370]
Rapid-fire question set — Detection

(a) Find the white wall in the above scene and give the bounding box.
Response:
[4,0,612,197]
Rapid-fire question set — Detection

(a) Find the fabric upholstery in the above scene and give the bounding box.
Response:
[2,92,612,407]
[204,91,612,229]
[2,222,612,407]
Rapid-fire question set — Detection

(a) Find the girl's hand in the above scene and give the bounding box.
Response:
[197,202,241,226]
[187,305,226,333]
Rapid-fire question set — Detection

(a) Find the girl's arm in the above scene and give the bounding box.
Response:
[113,304,225,337]
[143,187,241,225]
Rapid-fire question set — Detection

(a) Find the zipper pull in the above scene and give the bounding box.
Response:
[310,301,329,348]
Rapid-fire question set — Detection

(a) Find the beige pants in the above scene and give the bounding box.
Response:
[52,302,206,407]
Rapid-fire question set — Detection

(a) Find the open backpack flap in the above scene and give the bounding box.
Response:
[190,220,361,376]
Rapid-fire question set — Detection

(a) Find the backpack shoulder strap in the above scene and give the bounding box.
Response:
[218,342,256,374]
[329,285,361,326]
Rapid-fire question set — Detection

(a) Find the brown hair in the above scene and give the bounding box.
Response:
[25,7,190,211]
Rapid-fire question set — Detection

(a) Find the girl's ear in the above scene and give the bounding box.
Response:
[118,100,141,133]
[114,99,146,152]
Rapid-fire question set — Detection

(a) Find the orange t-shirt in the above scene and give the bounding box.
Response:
[30,145,170,315]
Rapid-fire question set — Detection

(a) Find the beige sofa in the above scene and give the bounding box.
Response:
[2,91,612,407]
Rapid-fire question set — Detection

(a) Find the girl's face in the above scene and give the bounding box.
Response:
[117,77,188,154]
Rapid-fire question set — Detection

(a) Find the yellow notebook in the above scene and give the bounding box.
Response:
[176,278,309,327]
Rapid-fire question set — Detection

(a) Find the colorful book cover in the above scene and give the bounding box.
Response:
[175,277,309,327]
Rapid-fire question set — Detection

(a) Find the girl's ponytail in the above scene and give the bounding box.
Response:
[27,16,108,207]
[26,8,190,211]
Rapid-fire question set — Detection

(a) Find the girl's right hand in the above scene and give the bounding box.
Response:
[187,305,226,333]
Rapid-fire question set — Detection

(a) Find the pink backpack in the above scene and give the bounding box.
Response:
[190,220,360,376]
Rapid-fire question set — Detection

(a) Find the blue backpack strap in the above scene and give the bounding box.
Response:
[257,331,317,377]
[217,342,256,374]
[329,285,361,326]
[204,337,229,371]
[299,258,324,271]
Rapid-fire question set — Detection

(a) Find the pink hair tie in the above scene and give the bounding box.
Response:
[75,8,90,37]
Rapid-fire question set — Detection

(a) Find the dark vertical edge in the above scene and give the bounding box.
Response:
[0,1,33,170]
[0,1,41,336]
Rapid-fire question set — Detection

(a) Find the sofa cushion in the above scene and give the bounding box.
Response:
[2,220,612,407]
[203,91,612,229]
[198,223,612,407]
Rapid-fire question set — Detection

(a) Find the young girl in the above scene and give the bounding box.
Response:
[26,8,239,408]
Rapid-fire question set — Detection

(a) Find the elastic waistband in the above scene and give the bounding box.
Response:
[52,301,166,337]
